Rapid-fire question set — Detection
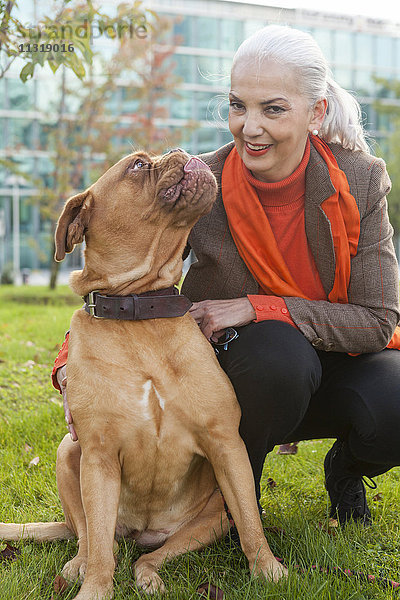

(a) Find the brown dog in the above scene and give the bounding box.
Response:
[0,149,285,599]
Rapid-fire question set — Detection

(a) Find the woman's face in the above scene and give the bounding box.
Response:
[229,58,325,183]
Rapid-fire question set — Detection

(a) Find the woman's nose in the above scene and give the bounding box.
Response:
[242,114,264,137]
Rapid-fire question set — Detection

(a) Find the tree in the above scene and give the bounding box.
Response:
[373,77,400,235]
[0,0,148,81]
[0,0,150,192]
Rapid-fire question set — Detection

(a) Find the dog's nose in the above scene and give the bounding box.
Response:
[184,157,211,172]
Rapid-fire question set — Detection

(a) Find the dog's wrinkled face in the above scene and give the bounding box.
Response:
[128,149,216,225]
[54,149,217,296]
[89,148,217,229]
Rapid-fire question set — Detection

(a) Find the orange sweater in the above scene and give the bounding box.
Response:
[245,139,326,325]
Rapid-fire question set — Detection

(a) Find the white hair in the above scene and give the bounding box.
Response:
[232,25,369,152]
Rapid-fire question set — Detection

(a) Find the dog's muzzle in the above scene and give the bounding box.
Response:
[161,155,213,207]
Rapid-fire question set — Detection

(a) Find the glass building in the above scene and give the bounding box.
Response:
[1,0,400,276]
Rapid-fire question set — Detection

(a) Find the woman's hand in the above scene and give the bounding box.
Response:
[189,297,256,342]
[56,366,78,442]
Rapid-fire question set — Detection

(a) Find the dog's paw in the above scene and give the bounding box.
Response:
[253,557,288,583]
[62,555,87,583]
[134,561,166,595]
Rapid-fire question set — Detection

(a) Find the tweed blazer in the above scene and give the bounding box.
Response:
[181,141,400,354]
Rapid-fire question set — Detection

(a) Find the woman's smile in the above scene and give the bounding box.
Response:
[244,142,273,156]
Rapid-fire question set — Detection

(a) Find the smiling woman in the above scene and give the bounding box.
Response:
[181,24,400,529]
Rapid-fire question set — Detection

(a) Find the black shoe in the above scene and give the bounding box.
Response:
[324,440,376,526]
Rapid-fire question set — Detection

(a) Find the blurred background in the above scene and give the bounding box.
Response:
[1,0,400,287]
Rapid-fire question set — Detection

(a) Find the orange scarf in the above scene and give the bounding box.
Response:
[221,135,400,350]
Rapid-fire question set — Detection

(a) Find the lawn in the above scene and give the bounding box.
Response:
[0,285,399,599]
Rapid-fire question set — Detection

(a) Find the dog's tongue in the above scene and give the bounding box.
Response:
[184,157,211,172]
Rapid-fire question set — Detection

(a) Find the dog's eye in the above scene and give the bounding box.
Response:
[132,159,146,170]
[126,157,150,177]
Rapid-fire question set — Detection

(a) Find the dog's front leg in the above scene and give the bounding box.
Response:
[201,432,287,583]
[73,448,121,600]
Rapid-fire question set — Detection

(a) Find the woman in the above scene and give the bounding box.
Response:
[54,25,400,526]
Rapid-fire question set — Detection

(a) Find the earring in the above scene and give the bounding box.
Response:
[312,129,319,136]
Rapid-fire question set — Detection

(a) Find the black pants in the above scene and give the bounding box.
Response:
[216,320,400,500]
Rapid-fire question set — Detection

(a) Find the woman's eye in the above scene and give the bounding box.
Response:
[229,102,244,111]
[266,105,284,114]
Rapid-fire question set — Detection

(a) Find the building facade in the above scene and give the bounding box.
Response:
[1,0,400,277]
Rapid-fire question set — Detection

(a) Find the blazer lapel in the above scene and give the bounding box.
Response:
[305,143,337,297]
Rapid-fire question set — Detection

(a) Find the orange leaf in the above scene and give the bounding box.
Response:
[53,575,69,595]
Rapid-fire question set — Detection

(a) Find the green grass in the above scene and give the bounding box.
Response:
[1,285,400,599]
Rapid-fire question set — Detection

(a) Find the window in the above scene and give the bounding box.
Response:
[36,77,59,113]
[173,16,193,46]
[396,38,400,69]
[170,90,192,119]
[19,198,33,234]
[333,68,353,91]
[121,87,140,114]
[312,28,333,62]
[333,31,353,66]
[219,129,233,146]
[0,79,5,108]
[360,103,374,130]
[244,20,264,40]
[7,119,34,149]
[196,91,219,121]
[194,17,218,50]
[197,127,217,153]
[355,33,374,67]
[38,121,57,151]
[0,119,7,148]
[14,0,35,22]
[375,36,394,69]
[6,77,34,110]
[195,56,220,85]
[375,76,395,99]
[174,54,195,83]
[105,87,122,113]
[354,70,375,97]
[219,57,232,80]
[203,93,228,123]
[376,110,392,133]
[38,156,54,189]
[220,19,243,52]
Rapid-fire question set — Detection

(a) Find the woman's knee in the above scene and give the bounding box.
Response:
[333,350,400,465]
[220,320,322,396]
[344,387,400,465]
[217,322,322,448]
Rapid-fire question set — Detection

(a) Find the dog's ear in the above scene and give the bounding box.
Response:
[54,191,93,262]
